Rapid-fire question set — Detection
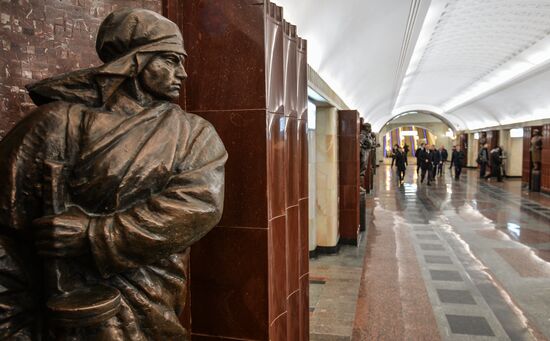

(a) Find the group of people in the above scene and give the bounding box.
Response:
[415,144,448,185]
[390,143,466,186]
[477,143,505,182]
[390,140,506,186]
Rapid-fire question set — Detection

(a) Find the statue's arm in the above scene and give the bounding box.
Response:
[88,122,227,277]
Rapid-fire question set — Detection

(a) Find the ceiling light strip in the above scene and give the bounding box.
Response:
[392,0,423,108]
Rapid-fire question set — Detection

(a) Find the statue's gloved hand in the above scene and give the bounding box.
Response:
[33,206,90,257]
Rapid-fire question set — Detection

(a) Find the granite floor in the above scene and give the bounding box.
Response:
[310,165,550,341]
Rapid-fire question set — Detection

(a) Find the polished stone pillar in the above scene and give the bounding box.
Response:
[486,130,500,150]
[338,110,360,245]
[165,1,308,339]
[541,125,550,193]
[308,130,317,253]
[522,127,531,187]
[297,37,310,341]
[315,107,339,251]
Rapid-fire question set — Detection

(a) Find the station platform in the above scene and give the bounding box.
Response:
[310,165,550,341]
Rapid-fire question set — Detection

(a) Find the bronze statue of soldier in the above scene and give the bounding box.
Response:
[530,128,543,192]
[0,8,227,340]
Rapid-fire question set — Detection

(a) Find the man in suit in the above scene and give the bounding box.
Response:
[451,145,466,180]
[418,143,432,185]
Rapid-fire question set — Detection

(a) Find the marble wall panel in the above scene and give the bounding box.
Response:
[315,107,339,248]
[523,127,532,185]
[338,110,360,244]
[177,0,266,112]
[541,125,550,193]
[170,1,308,339]
[190,226,269,339]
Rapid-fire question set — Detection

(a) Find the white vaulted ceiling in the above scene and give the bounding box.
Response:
[276,0,550,132]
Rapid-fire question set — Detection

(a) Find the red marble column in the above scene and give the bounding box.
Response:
[283,20,300,341]
[541,125,550,193]
[486,130,500,150]
[459,133,468,166]
[165,1,308,339]
[297,37,310,341]
[338,110,361,245]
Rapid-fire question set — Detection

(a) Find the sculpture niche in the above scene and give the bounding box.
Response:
[0,9,227,340]
[530,128,543,192]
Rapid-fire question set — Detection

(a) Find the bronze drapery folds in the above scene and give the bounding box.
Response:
[0,8,227,340]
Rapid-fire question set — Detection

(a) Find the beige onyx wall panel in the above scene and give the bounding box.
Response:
[508,136,524,177]
[468,133,478,168]
[315,107,339,248]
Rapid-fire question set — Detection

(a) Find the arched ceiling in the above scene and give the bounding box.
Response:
[275,0,550,132]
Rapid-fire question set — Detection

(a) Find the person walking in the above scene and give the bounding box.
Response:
[477,143,489,178]
[485,146,503,182]
[390,144,398,168]
[415,144,423,174]
[450,145,465,180]
[429,144,440,182]
[418,144,432,185]
[403,143,410,166]
[438,145,448,176]
[395,146,407,185]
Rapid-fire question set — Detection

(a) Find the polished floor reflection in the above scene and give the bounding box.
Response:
[311,164,550,341]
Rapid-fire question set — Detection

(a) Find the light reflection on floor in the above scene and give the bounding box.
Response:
[310,164,550,341]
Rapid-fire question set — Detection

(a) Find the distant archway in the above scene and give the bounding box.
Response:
[381,110,457,133]
[372,104,467,133]
[380,125,441,158]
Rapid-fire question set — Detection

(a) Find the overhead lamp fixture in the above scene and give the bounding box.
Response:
[510,128,524,138]
[401,130,418,137]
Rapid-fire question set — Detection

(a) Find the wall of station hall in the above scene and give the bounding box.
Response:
[0,0,162,139]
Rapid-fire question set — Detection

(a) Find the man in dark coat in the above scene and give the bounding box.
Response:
[415,144,424,174]
[450,145,466,180]
[394,146,407,184]
[438,146,448,177]
[429,144,441,182]
[418,143,432,185]
[390,144,398,168]
[485,146,503,182]
[478,143,489,178]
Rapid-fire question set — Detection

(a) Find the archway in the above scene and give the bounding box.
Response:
[380,125,445,159]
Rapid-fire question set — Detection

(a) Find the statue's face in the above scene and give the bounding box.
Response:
[139,52,187,100]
